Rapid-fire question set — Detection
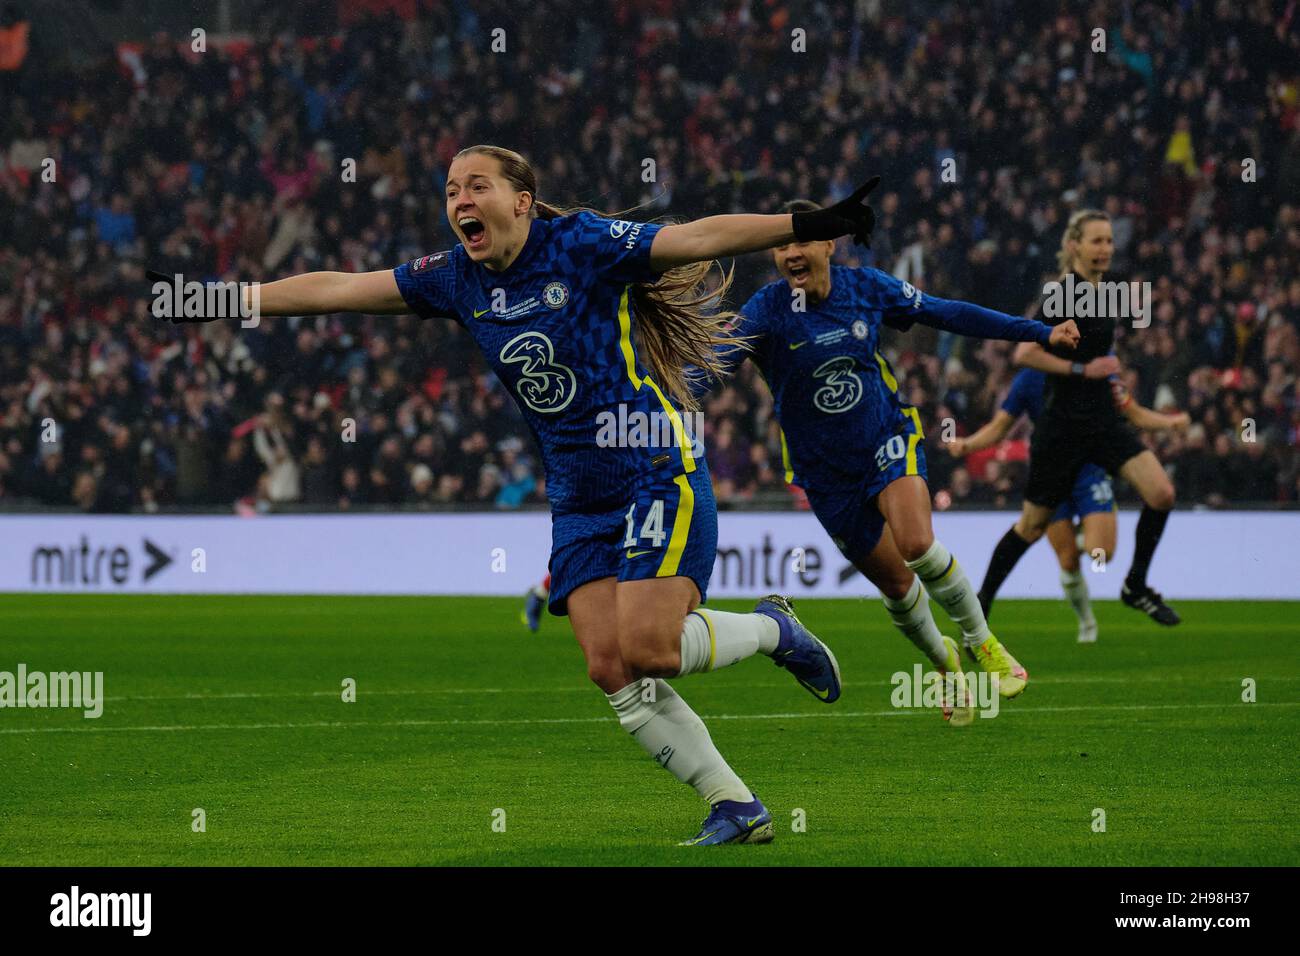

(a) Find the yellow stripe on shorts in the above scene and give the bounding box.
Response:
[658,473,695,578]
[904,406,924,474]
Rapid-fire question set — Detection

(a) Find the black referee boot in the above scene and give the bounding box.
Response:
[1120,582,1181,626]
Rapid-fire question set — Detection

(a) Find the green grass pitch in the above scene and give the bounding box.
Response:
[1,594,1296,866]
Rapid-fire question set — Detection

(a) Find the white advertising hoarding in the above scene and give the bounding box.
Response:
[0,511,1293,599]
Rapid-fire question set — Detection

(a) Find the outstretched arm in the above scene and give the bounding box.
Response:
[650,215,797,271]
[905,296,1079,349]
[872,270,1078,349]
[949,410,1016,457]
[149,268,411,321]
[648,176,881,270]
[246,270,410,316]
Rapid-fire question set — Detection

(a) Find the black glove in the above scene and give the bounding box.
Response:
[146,269,224,324]
[791,176,880,247]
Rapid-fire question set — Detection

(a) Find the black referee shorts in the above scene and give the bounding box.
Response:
[1024,418,1147,509]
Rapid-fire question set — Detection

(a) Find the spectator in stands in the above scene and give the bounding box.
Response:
[0,1,1295,513]
[252,397,300,504]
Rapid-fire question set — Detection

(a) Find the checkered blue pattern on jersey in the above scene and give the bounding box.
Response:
[394,212,700,514]
[737,265,925,495]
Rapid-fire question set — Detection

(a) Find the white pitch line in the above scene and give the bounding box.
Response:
[1,701,1296,735]
[97,673,1300,704]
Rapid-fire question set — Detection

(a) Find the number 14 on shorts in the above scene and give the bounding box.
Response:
[624,499,667,552]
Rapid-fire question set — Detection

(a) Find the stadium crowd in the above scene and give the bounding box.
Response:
[1,0,1298,513]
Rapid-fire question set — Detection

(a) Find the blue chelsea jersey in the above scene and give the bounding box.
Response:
[737,265,925,492]
[730,265,1052,493]
[393,212,701,515]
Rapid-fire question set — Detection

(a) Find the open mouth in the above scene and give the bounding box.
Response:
[459,216,488,251]
[787,262,810,282]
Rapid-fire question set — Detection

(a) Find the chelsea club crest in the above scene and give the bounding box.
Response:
[852,319,868,339]
[543,281,569,309]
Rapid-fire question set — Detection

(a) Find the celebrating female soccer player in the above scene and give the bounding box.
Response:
[950,367,1190,642]
[978,210,1182,626]
[155,146,882,846]
[695,199,1080,724]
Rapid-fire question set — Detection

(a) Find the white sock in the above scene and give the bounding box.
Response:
[606,679,752,804]
[677,609,779,676]
[1059,568,1095,625]
[882,576,947,667]
[906,539,992,648]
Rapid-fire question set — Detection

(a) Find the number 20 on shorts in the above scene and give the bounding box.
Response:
[874,434,907,471]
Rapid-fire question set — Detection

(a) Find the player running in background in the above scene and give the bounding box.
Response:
[522,574,550,632]
[155,145,881,846]
[950,367,1190,642]
[694,199,1081,722]
[978,210,1182,626]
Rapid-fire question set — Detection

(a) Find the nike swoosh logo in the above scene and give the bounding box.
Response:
[473,308,490,318]
[746,815,765,827]
[626,549,653,558]
[805,682,831,700]
[789,340,808,349]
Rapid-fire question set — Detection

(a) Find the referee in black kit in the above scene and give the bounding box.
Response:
[978,209,1180,625]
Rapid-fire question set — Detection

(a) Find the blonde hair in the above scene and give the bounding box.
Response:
[1057,208,1111,275]
[453,145,740,410]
